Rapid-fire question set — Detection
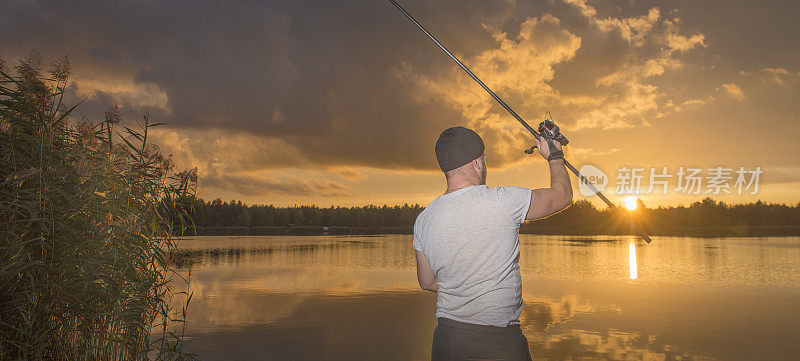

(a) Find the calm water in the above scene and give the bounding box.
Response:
[173,235,800,360]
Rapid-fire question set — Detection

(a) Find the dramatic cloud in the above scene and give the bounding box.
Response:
[3,0,798,203]
[399,0,711,167]
[1,0,709,170]
[395,13,583,163]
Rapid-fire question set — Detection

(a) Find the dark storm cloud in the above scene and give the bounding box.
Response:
[2,0,796,177]
[1,0,516,171]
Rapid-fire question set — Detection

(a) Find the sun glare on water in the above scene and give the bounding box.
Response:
[629,241,638,279]
[623,196,638,211]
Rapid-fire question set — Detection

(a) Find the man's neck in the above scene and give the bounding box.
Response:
[444,178,481,194]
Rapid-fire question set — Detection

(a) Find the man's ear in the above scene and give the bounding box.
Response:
[471,157,482,173]
[474,156,484,169]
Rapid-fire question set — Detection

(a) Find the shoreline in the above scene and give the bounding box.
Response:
[180,224,800,238]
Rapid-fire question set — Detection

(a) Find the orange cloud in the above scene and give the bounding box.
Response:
[721,83,746,101]
[760,68,800,85]
[665,33,706,53]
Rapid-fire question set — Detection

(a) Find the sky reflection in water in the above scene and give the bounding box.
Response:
[174,235,800,360]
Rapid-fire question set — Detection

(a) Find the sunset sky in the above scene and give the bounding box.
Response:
[3,0,799,207]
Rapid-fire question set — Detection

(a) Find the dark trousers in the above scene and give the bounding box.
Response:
[431,317,533,361]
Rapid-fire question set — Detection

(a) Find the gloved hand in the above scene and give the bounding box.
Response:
[532,136,564,162]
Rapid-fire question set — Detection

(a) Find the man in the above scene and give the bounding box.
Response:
[413,126,572,361]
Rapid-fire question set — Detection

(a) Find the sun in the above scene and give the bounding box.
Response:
[623,196,638,211]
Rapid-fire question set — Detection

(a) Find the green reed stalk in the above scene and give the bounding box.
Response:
[0,51,197,360]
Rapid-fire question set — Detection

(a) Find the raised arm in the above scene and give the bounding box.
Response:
[414,250,438,292]
[526,138,573,220]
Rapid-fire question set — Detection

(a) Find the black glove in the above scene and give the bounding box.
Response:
[544,137,564,162]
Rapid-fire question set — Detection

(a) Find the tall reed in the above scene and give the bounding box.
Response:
[0,51,197,360]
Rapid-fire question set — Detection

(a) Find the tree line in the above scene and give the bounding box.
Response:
[175,196,800,236]
[185,198,423,228]
[523,197,800,236]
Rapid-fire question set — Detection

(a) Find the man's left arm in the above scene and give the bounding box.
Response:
[415,250,438,292]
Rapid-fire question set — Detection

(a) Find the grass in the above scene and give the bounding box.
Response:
[0,51,197,360]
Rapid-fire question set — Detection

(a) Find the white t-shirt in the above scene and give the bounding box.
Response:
[413,185,532,327]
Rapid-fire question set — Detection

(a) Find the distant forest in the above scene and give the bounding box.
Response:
[176,197,800,237]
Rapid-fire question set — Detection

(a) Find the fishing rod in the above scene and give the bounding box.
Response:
[388,0,653,243]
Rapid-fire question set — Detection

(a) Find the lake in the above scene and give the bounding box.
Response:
[173,235,800,360]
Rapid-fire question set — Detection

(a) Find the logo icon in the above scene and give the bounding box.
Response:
[578,164,608,197]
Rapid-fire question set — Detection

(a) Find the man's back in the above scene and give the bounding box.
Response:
[413,185,531,327]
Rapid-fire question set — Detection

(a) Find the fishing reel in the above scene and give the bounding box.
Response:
[524,115,569,155]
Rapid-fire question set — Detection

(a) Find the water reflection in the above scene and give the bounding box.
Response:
[174,236,413,271]
[629,241,638,279]
[174,235,800,360]
[529,328,716,361]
